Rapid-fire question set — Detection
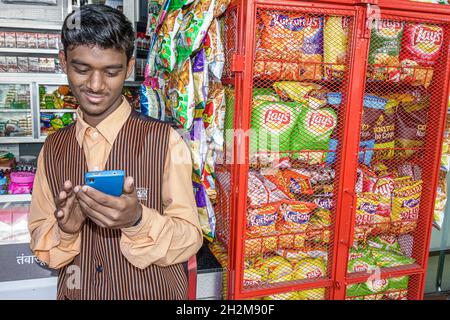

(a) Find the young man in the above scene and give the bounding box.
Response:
[28,4,203,300]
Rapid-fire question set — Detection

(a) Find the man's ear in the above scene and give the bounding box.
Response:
[59,50,68,74]
[126,57,136,80]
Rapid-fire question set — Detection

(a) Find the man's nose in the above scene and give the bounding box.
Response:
[86,71,104,92]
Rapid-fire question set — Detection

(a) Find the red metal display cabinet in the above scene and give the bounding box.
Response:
[214,0,450,300]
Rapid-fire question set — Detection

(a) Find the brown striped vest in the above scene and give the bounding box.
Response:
[43,111,188,300]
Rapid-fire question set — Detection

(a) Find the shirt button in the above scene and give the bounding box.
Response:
[92,132,99,139]
[96,265,103,273]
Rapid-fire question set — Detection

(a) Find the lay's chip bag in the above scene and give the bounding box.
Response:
[324,16,350,79]
[399,23,444,87]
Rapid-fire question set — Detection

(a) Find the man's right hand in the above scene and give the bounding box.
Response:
[54,180,86,234]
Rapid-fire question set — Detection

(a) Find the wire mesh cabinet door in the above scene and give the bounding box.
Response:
[340,5,450,300]
[223,0,369,300]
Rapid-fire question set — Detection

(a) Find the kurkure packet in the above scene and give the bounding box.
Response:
[157,9,183,72]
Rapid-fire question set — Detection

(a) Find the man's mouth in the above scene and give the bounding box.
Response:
[83,91,106,104]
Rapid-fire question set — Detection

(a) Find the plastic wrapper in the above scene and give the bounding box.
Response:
[371,248,415,268]
[203,82,225,132]
[273,81,327,109]
[247,171,290,206]
[204,18,225,80]
[292,257,326,281]
[246,203,279,238]
[193,177,215,241]
[245,237,277,257]
[367,234,403,254]
[262,256,293,284]
[168,58,195,130]
[277,200,317,234]
[213,0,231,17]
[157,9,183,72]
[192,49,209,106]
[291,107,337,160]
[323,16,350,79]
[347,246,377,273]
[368,20,404,81]
[176,0,216,62]
[355,192,391,241]
[391,180,422,235]
[146,0,168,37]
[307,209,332,244]
[250,101,303,156]
[399,23,444,87]
[280,169,314,197]
[169,0,195,10]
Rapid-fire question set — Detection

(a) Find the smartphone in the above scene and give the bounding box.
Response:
[85,170,125,197]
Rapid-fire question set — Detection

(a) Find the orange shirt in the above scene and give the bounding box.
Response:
[28,98,203,269]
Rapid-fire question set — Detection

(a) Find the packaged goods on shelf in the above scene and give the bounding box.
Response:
[346,276,409,300]
[0,204,30,244]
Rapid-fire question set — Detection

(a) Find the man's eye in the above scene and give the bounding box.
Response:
[74,68,89,74]
[105,71,119,77]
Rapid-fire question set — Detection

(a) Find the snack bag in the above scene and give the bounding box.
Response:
[347,246,377,273]
[277,200,317,234]
[205,18,225,80]
[291,107,337,160]
[373,105,396,161]
[192,49,209,106]
[243,267,265,287]
[248,171,290,206]
[355,193,391,241]
[347,277,390,299]
[253,88,280,106]
[395,94,429,159]
[323,16,350,79]
[146,0,168,37]
[373,174,395,199]
[176,0,216,61]
[371,248,415,268]
[368,234,403,254]
[273,81,327,109]
[193,178,215,241]
[251,101,303,156]
[203,82,225,132]
[399,23,444,87]
[307,209,332,244]
[169,0,195,10]
[292,257,326,281]
[245,237,277,257]
[190,105,208,177]
[168,58,195,130]
[385,276,409,300]
[280,169,314,196]
[391,180,422,235]
[214,0,231,17]
[157,9,183,72]
[263,256,293,284]
[301,16,324,80]
[368,20,404,81]
[246,203,279,237]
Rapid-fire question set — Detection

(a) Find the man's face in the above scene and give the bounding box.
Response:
[59,45,135,120]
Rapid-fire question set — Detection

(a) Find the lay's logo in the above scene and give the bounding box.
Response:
[306,268,323,279]
[414,26,443,46]
[309,112,335,128]
[353,264,369,273]
[265,109,291,125]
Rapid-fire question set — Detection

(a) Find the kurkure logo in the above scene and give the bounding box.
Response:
[250,212,278,227]
[359,202,377,214]
[413,26,443,47]
[270,14,321,31]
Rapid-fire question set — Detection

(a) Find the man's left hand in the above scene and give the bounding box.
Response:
[76,176,143,229]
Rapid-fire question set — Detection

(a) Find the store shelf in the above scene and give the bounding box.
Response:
[0,194,32,203]
[0,109,31,113]
[0,48,59,55]
[0,137,43,144]
[40,109,77,113]
[0,73,67,84]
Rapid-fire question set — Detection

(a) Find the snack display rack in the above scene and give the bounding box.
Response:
[213,0,450,300]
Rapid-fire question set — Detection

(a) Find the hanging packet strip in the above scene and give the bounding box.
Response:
[176,0,216,62]
[146,0,167,37]
[169,0,195,10]
[192,49,209,106]
[324,16,350,79]
[157,9,183,72]
[204,18,225,81]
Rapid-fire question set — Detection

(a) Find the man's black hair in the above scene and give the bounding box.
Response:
[61,4,135,62]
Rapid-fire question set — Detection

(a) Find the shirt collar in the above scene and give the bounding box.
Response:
[75,96,132,148]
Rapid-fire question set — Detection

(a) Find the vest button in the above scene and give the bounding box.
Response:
[96,265,103,273]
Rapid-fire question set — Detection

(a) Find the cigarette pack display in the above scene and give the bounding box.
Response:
[4,32,16,48]
[39,57,55,73]
[47,34,59,49]
[37,33,48,49]
[6,56,17,72]
[15,32,28,49]
[28,57,39,72]
[27,33,38,48]
[0,56,6,72]
[0,32,5,48]
[17,57,29,73]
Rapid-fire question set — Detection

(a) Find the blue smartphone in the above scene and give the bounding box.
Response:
[85,170,125,197]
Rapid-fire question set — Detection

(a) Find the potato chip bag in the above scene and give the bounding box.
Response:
[296,288,326,300]
[373,107,396,161]
[346,277,390,298]
[307,209,332,244]
[280,169,314,196]
[373,174,395,199]
[245,237,277,257]
[301,16,324,81]
[367,234,403,254]
[292,257,326,281]
[273,81,327,108]
[168,58,195,130]
[368,20,404,81]
[277,200,317,234]
[243,268,265,287]
[391,180,422,235]
[214,0,231,18]
[347,246,377,273]
[247,171,270,206]
[291,107,337,159]
[253,88,280,103]
[192,49,209,106]
[203,82,225,131]
[371,248,415,268]
[263,256,293,283]
[176,0,216,61]
[246,203,279,237]
[169,0,195,10]
[399,23,444,87]
[355,193,390,240]
[324,16,350,79]
[157,9,183,72]
[250,101,304,155]
[204,18,225,80]
[279,233,307,249]
[393,176,413,189]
